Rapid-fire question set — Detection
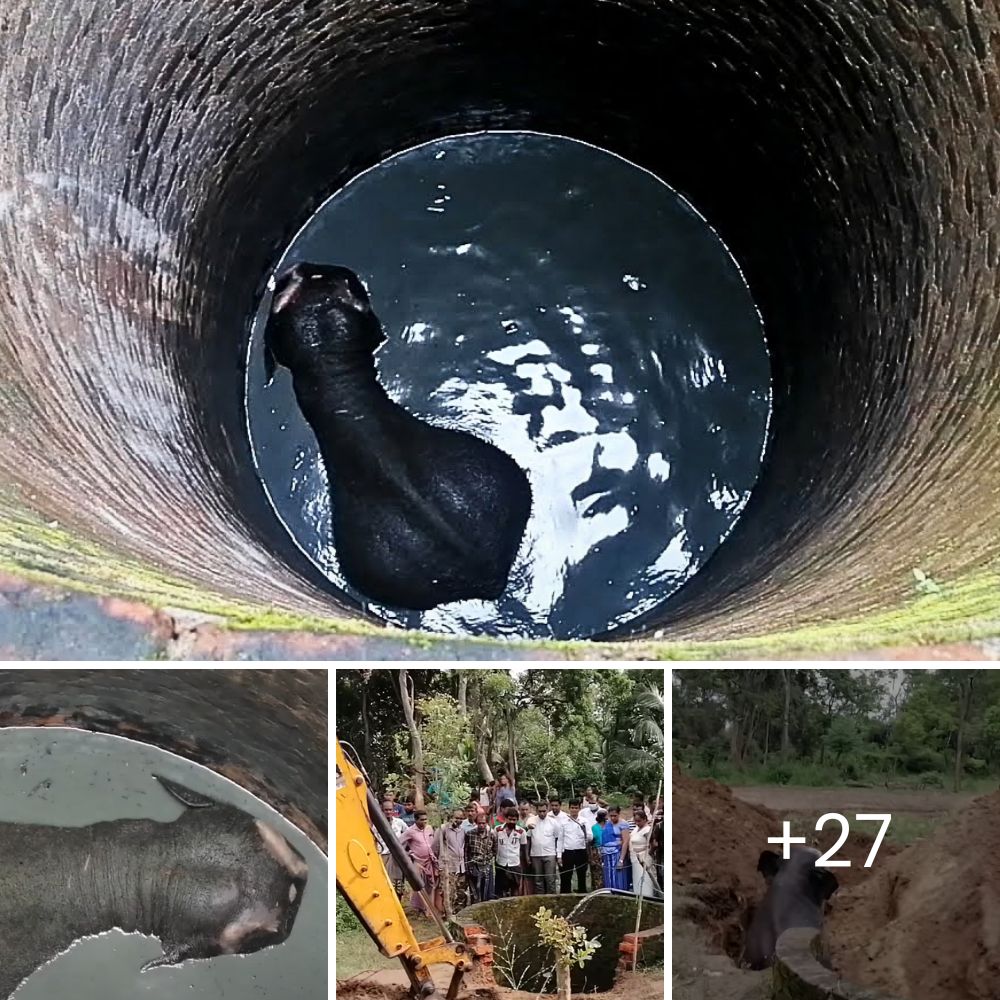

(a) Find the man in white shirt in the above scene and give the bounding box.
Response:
[579,790,602,890]
[578,794,599,831]
[560,799,590,893]
[495,806,527,896]
[530,797,564,893]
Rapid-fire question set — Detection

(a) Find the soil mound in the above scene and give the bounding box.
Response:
[673,767,777,893]
[828,790,1000,1000]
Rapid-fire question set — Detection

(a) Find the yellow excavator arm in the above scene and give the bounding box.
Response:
[336,740,470,998]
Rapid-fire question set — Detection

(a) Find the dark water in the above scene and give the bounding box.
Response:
[245,131,770,639]
[0,728,327,1000]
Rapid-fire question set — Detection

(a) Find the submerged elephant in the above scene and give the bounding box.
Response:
[742,846,838,970]
[265,262,532,611]
[0,775,307,999]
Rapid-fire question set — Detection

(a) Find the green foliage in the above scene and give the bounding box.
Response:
[335,897,362,933]
[532,907,601,969]
[605,683,664,792]
[825,716,860,762]
[964,755,987,774]
[675,667,1000,790]
[418,693,474,806]
[980,704,1000,766]
[882,814,938,845]
[763,763,792,785]
[337,669,664,807]
[336,669,455,791]
[383,771,409,798]
[516,705,604,796]
[602,791,634,808]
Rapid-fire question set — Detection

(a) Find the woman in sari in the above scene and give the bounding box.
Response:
[627,808,658,898]
[597,806,633,891]
[400,810,439,914]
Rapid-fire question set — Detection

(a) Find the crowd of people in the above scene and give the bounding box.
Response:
[376,781,663,917]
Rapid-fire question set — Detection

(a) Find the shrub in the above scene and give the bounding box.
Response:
[335,897,363,933]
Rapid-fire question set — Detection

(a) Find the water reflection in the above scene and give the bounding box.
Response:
[245,131,771,639]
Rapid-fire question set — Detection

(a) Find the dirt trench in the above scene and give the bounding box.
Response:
[673,768,1000,1000]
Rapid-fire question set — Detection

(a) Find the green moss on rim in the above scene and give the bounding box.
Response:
[0,506,996,658]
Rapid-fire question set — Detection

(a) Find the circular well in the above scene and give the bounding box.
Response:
[0,1,998,648]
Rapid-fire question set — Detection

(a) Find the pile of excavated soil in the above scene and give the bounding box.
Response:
[673,767,778,897]
[828,790,1000,1000]
[672,767,895,959]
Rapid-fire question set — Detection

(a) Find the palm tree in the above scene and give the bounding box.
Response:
[605,684,664,786]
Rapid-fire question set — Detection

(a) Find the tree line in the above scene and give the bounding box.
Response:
[673,668,1000,791]
[337,668,664,807]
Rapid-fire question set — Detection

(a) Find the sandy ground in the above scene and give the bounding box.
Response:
[673,769,1000,1000]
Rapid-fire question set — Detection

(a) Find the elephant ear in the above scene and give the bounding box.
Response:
[756,850,782,883]
[810,864,839,901]
[152,775,216,809]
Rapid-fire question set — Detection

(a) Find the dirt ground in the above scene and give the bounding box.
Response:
[673,768,1000,1000]
[336,901,665,1000]
[672,911,768,1000]
[336,965,665,1000]
[828,789,1000,1000]
[672,769,898,999]
[731,784,980,816]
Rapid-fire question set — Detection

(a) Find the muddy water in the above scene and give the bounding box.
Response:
[246,131,771,639]
[0,727,327,1000]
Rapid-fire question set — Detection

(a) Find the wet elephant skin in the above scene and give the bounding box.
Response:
[0,777,308,1000]
[742,847,838,970]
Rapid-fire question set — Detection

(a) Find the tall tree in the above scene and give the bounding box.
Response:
[781,669,792,759]
[359,667,373,767]
[607,683,664,790]
[953,671,976,793]
[399,669,426,807]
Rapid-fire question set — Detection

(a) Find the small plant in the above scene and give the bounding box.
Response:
[533,907,601,1000]
[490,911,551,992]
[763,763,793,785]
[912,567,942,595]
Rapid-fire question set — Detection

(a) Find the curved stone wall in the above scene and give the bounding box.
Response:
[0,668,327,847]
[773,928,905,1000]
[456,894,664,991]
